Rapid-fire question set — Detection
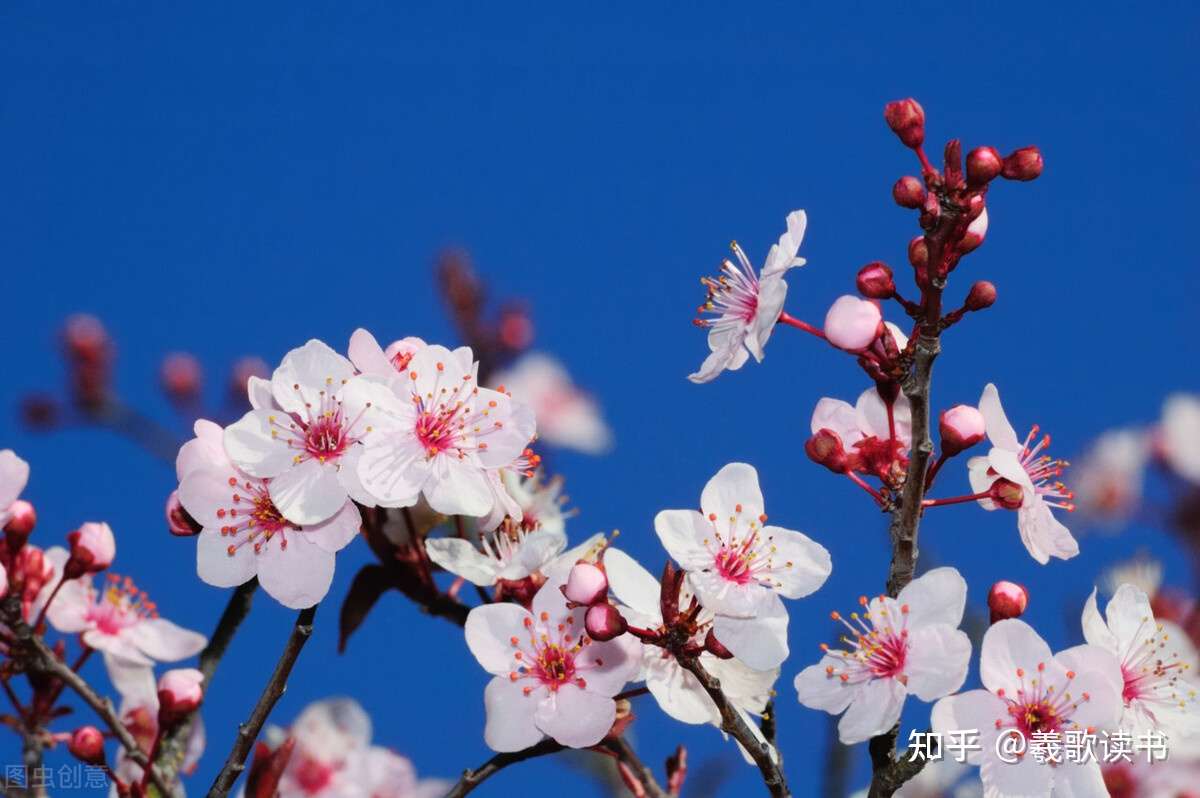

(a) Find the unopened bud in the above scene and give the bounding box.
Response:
[229,357,270,405]
[563,562,608,606]
[805,429,848,474]
[1001,146,1043,181]
[856,262,895,299]
[158,668,204,724]
[966,146,1004,185]
[703,628,734,659]
[891,176,926,209]
[498,306,534,351]
[988,580,1029,623]
[584,603,627,641]
[883,98,925,149]
[161,353,202,403]
[62,315,111,365]
[939,406,986,457]
[965,281,997,311]
[247,737,296,798]
[823,295,882,351]
[907,236,928,271]
[65,522,116,578]
[989,479,1025,510]
[165,490,201,537]
[68,726,106,765]
[959,207,989,254]
[5,500,37,547]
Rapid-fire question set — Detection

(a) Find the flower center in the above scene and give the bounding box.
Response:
[1119,617,1194,711]
[990,663,1091,746]
[693,243,761,331]
[821,596,910,683]
[1017,425,1075,512]
[87,573,158,635]
[292,755,335,794]
[506,611,608,694]
[701,504,793,589]
[216,476,301,558]
[415,407,464,456]
[268,381,371,467]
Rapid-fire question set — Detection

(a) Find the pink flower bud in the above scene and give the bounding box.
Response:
[965,281,997,311]
[65,522,116,578]
[498,306,534,351]
[891,176,926,209]
[939,406,986,457]
[805,430,849,474]
[165,490,201,537]
[823,296,882,351]
[856,262,895,299]
[883,98,925,149]
[62,315,111,365]
[158,668,204,723]
[160,352,202,402]
[584,603,627,641]
[989,479,1025,510]
[4,499,37,546]
[959,207,989,254]
[229,356,270,404]
[563,562,608,606]
[966,146,1004,185]
[68,726,106,765]
[1001,146,1043,181]
[988,580,1029,624]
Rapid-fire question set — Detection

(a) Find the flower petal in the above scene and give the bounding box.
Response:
[836,677,906,744]
[127,618,206,662]
[465,603,534,674]
[256,533,336,609]
[980,619,1053,696]
[763,525,831,599]
[534,685,615,749]
[422,455,493,517]
[223,409,293,478]
[271,339,356,416]
[930,690,1005,766]
[896,567,967,629]
[978,383,1021,452]
[306,500,362,554]
[712,593,789,670]
[604,548,662,618]
[482,676,544,752]
[347,328,394,377]
[810,398,863,445]
[1080,587,1119,651]
[645,659,718,725]
[903,625,971,701]
[654,509,712,571]
[197,527,258,588]
[175,419,226,481]
[1016,499,1079,564]
[794,656,861,714]
[700,462,765,522]
[0,450,30,509]
[270,458,348,526]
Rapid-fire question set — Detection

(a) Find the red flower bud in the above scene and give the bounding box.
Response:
[805,429,849,474]
[165,490,201,537]
[65,522,115,579]
[4,499,37,547]
[584,603,627,641]
[883,98,925,149]
[891,176,926,209]
[1001,146,1043,181]
[160,352,202,403]
[62,315,111,366]
[989,479,1025,510]
[247,737,296,798]
[562,562,608,606]
[965,281,997,311]
[158,668,204,725]
[856,262,895,299]
[939,406,986,457]
[966,146,1003,185]
[68,726,106,765]
[907,236,928,271]
[988,580,1029,623]
[958,207,989,254]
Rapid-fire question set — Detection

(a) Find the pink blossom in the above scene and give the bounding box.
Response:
[490,353,613,454]
[347,328,428,378]
[108,659,207,785]
[563,562,608,605]
[0,449,30,529]
[810,386,912,478]
[464,574,641,751]
[794,568,971,744]
[224,339,376,525]
[178,419,362,609]
[823,295,882,351]
[966,383,1079,564]
[67,521,116,576]
[939,404,986,456]
[689,210,807,383]
[1074,428,1149,522]
[654,463,831,670]
[158,667,204,717]
[932,619,1122,798]
[1160,394,1200,484]
[344,344,537,518]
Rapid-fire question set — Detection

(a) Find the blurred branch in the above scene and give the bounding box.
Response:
[445,739,565,798]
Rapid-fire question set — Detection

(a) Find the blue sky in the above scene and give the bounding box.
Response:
[2,2,1197,795]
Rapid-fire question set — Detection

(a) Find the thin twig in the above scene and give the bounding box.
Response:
[605,736,669,798]
[206,604,317,797]
[445,739,565,798]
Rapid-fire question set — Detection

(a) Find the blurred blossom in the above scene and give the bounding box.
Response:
[490,353,613,455]
[160,352,203,403]
[1161,394,1200,484]
[1101,556,1163,598]
[1073,428,1149,523]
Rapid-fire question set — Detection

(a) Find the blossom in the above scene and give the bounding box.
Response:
[794,567,971,744]
[344,344,537,518]
[1160,394,1200,483]
[107,659,206,788]
[224,339,375,525]
[810,386,912,479]
[0,449,31,528]
[478,468,570,536]
[491,353,613,454]
[688,210,807,383]
[425,526,567,588]
[931,619,1122,798]
[158,667,205,718]
[966,383,1079,564]
[823,295,882,351]
[178,419,362,609]
[1081,584,1200,743]
[1073,428,1149,522]
[351,746,451,798]
[604,548,779,762]
[464,573,641,751]
[347,328,428,378]
[654,462,831,669]
[37,548,206,680]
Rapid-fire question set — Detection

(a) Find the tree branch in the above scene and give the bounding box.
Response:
[675,657,789,798]
[206,604,316,798]
[606,736,669,798]
[444,739,565,798]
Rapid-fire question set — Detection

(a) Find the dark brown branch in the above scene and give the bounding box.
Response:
[206,604,317,798]
[675,657,789,798]
[21,731,46,798]
[445,739,565,798]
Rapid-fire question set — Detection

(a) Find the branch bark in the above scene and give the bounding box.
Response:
[206,604,316,798]
[444,739,566,798]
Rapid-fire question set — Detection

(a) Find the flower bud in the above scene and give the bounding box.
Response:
[965,281,997,311]
[907,236,928,271]
[62,315,111,365]
[4,500,37,547]
[891,176,926,209]
[966,146,1003,184]
[161,352,202,403]
[703,628,734,659]
[939,406,986,457]
[65,522,116,579]
[584,603,627,641]
[988,580,1029,624]
[823,296,882,352]
[883,98,925,149]
[498,306,534,351]
[68,726,106,765]
[158,668,204,724]
[229,356,270,405]
[856,262,895,299]
[805,429,849,474]
[246,737,296,798]
[958,208,989,254]
[989,479,1025,510]
[1001,146,1043,181]
[563,562,608,606]
[165,490,201,537]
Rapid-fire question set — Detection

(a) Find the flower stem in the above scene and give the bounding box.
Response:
[777,312,826,339]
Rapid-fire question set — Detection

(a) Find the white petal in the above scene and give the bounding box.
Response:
[979,747,1052,797]
[576,634,643,697]
[1162,394,1200,483]
[307,501,362,554]
[508,529,568,580]
[43,575,92,634]
[197,528,258,588]
[1052,645,1123,730]
[645,660,718,725]
[347,328,394,377]
[763,525,831,599]
[357,433,423,507]
[474,388,537,469]
[980,619,1053,697]
[426,538,502,586]
[223,409,293,478]
[127,618,206,662]
[700,463,765,522]
[793,656,861,714]
[1103,583,1154,647]
[855,387,912,448]
[483,677,543,752]
[708,656,777,714]
[978,383,1021,452]
[747,277,786,361]
[687,570,767,619]
[930,690,1006,766]
[604,548,662,618]
[687,335,747,384]
[270,458,348,526]
[896,567,967,629]
[422,456,493,517]
[836,677,906,744]
[967,455,999,510]
[0,450,30,508]
[256,532,336,609]
[1080,588,1118,651]
[653,509,712,571]
[1016,499,1078,564]
[987,447,1035,493]
[712,594,789,670]
[1052,759,1109,798]
[465,603,533,674]
[175,419,226,481]
[760,210,807,277]
[903,625,971,701]
[271,339,355,416]
[810,398,863,445]
[178,465,242,529]
[534,686,615,749]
